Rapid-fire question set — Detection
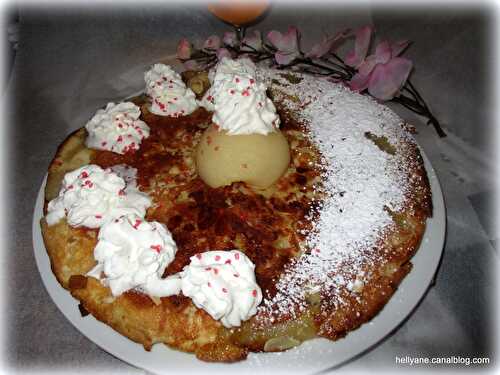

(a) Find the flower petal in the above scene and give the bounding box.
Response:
[307,40,329,59]
[368,57,413,100]
[241,30,262,51]
[349,72,371,92]
[176,38,192,60]
[274,51,292,65]
[281,26,299,53]
[223,31,238,47]
[274,51,299,65]
[267,30,285,49]
[216,48,232,60]
[358,54,378,76]
[306,29,349,59]
[375,40,391,64]
[391,40,411,57]
[203,35,221,50]
[268,26,299,53]
[345,25,373,67]
[183,59,200,70]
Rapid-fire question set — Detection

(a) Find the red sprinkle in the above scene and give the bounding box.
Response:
[196,253,202,259]
[79,171,89,178]
[234,253,240,260]
[235,77,240,83]
[222,288,228,293]
[155,99,166,110]
[117,135,123,142]
[225,259,232,265]
[205,267,212,271]
[215,255,221,261]
[252,290,257,297]
[133,219,142,229]
[250,78,255,84]
[229,89,235,95]
[213,268,219,275]
[95,215,102,219]
[118,189,126,196]
[150,245,162,253]
[242,89,250,97]
[101,141,107,147]
[67,185,74,190]
[208,282,212,287]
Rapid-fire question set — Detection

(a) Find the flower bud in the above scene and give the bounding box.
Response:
[177,38,192,60]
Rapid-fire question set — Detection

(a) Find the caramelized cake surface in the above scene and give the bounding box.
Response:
[41,69,431,361]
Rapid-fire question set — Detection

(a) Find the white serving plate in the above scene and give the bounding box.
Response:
[32,152,445,375]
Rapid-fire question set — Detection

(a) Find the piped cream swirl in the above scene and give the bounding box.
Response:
[46,165,151,228]
[200,57,280,135]
[180,250,262,328]
[87,214,181,297]
[85,102,150,155]
[145,63,198,117]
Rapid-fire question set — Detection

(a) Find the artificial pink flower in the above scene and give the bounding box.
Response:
[306,29,350,59]
[391,40,411,57]
[241,30,263,51]
[345,25,373,68]
[203,35,221,50]
[367,58,413,100]
[176,38,192,60]
[223,31,238,47]
[216,48,232,60]
[349,38,413,100]
[267,26,301,65]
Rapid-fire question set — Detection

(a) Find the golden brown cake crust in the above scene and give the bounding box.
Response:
[40,70,432,361]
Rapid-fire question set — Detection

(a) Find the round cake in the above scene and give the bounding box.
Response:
[40,62,432,362]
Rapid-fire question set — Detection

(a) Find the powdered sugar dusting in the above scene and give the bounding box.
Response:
[256,69,415,320]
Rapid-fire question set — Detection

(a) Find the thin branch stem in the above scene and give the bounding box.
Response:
[185,28,445,138]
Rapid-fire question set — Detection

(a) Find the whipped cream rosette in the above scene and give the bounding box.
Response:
[145,63,198,117]
[46,164,151,228]
[180,250,262,328]
[87,214,181,297]
[200,57,280,135]
[85,102,150,155]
